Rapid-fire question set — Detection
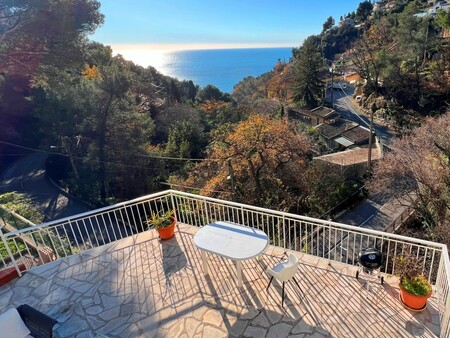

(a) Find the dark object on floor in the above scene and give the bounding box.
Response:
[356,247,384,285]
[17,304,57,338]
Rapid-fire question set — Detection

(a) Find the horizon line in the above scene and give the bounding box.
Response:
[108,42,297,52]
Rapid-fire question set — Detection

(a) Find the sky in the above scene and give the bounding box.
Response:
[92,0,364,51]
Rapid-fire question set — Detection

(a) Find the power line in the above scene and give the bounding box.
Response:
[0,140,223,165]
[0,140,232,192]
[337,85,370,128]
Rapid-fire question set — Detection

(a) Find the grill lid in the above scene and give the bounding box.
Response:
[358,247,383,269]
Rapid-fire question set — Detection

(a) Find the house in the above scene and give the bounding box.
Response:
[340,125,373,145]
[420,0,450,15]
[442,28,450,39]
[316,119,358,150]
[344,71,362,84]
[339,18,355,27]
[287,106,339,126]
[372,0,387,12]
[315,146,382,177]
[315,118,374,151]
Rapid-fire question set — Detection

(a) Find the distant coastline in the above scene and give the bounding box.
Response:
[115,47,293,92]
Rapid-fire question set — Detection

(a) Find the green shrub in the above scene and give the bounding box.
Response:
[0,240,26,260]
[401,275,432,296]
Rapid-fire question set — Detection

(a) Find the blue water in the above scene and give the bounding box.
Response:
[158,48,293,93]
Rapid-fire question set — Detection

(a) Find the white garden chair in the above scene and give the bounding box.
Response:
[266,253,301,306]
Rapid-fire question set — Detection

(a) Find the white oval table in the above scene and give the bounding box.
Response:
[194,221,269,287]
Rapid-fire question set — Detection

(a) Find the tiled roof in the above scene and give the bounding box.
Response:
[340,125,371,144]
[316,119,358,139]
[310,106,336,118]
[288,107,312,116]
[316,147,382,166]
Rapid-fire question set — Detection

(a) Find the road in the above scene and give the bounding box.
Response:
[0,153,90,221]
[326,85,397,147]
[336,193,411,232]
[0,153,136,247]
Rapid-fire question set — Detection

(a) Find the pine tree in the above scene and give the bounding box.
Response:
[293,37,324,108]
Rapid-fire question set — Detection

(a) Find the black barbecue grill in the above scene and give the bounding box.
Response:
[356,247,384,285]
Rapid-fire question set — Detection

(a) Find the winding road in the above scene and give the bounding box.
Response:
[0,153,90,221]
[325,86,409,234]
[0,153,134,247]
[326,85,397,146]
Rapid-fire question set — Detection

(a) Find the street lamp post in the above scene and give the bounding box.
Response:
[368,105,374,172]
[329,67,334,109]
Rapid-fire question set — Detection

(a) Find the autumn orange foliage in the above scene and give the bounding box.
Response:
[180,114,310,211]
[81,64,100,79]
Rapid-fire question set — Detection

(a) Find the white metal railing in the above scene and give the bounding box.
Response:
[0,189,449,336]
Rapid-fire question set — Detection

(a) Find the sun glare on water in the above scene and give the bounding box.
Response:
[110,43,294,73]
[110,45,173,71]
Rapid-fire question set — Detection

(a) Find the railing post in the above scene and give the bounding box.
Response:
[170,191,178,222]
[441,246,450,338]
[203,200,210,225]
[0,226,22,277]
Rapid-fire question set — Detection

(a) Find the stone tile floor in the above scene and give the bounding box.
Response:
[0,224,441,338]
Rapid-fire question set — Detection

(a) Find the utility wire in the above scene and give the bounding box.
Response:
[0,140,224,164]
[337,85,371,128]
[0,140,230,193]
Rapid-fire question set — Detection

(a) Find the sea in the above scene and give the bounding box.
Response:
[135,47,293,93]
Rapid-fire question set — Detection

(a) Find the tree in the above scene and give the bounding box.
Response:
[178,80,198,102]
[178,115,311,211]
[196,84,225,102]
[165,121,205,159]
[437,9,450,29]
[322,16,335,33]
[0,0,104,77]
[33,54,155,203]
[355,1,373,23]
[167,79,181,103]
[397,5,433,100]
[0,192,44,225]
[152,103,203,144]
[267,62,293,101]
[198,101,243,131]
[303,161,354,217]
[369,111,450,246]
[232,72,272,104]
[79,57,155,202]
[293,37,324,108]
[351,20,394,94]
[0,0,104,158]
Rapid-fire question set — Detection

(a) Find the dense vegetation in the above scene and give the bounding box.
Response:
[0,192,44,225]
[1,0,450,242]
[0,0,357,217]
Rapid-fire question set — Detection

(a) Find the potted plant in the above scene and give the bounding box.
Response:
[394,253,432,311]
[146,209,176,240]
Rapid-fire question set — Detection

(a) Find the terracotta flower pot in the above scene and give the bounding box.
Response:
[399,283,432,311]
[157,217,176,240]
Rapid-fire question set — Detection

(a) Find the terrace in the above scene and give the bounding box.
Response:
[1,190,449,337]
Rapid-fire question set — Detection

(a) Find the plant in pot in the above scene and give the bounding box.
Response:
[146,209,176,240]
[394,253,432,311]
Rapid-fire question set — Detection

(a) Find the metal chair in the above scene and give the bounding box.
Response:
[266,253,301,306]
